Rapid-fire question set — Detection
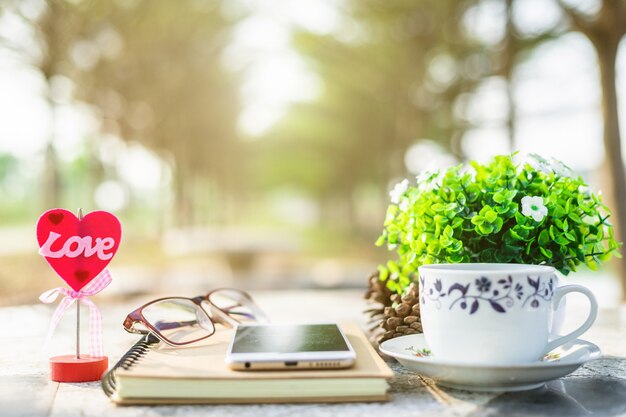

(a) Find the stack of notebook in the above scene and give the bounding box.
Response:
[102,321,393,404]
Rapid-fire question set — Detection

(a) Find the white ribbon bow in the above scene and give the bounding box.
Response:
[39,269,112,358]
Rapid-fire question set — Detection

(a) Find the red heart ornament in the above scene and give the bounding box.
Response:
[36,209,122,291]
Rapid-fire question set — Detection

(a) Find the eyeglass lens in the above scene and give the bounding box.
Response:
[142,298,214,344]
[208,289,268,323]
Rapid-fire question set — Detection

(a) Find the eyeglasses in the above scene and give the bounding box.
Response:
[123,288,269,346]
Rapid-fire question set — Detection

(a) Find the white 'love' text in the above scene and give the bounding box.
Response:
[39,231,115,260]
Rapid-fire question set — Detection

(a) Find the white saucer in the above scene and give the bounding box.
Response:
[379,334,601,392]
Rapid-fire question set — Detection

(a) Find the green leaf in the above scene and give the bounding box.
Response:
[406,252,417,264]
[495,205,510,214]
[433,214,446,225]
[587,259,598,271]
[440,235,453,248]
[444,202,459,213]
[493,217,504,233]
[387,260,400,274]
[549,225,557,241]
[493,191,507,203]
[471,215,484,225]
[509,228,523,241]
[398,275,410,288]
[448,240,463,252]
[431,203,444,212]
[554,218,564,230]
[446,253,465,263]
[478,223,494,235]
[568,212,582,223]
[484,209,498,223]
[378,265,389,281]
[540,247,553,259]
[427,240,442,255]
[526,239,534,255]
[552,205,566,218]
[564,232,576,242]
[554,234,569,245]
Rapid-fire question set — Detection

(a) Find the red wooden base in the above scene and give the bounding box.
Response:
[49,355,108,382]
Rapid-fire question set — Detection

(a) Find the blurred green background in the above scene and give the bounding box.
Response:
[0,0,625,304]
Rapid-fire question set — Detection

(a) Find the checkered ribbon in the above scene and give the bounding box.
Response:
[39,269,112,358]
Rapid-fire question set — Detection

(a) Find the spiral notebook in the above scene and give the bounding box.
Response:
[102,321,393,405]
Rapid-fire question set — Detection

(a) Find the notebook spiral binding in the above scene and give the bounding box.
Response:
[101,334,160,398]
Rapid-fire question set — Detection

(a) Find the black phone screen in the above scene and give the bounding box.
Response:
[231,324,351,354]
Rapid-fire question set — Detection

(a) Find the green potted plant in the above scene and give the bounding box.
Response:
[366,154,620,343]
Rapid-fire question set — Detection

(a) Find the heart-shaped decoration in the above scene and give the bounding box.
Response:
[36,209,122,291]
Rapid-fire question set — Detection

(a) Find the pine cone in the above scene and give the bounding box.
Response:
[364,271,393,342]
[364,271,393,307]
[364,272,422,345]
[378,282,422,343]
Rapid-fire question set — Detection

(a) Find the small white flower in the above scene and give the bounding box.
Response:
[415,171,432,184]
[528,153,574,177]
[399,199,410,212]
[415,170,440,192]
[527,154,552,174]
[549,158,573,177]
[390,179,409,204]
[521,196,548,222]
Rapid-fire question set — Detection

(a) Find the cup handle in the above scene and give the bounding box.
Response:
[544,284,598,354]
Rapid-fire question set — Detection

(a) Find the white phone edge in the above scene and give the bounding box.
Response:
[225,322,356,371]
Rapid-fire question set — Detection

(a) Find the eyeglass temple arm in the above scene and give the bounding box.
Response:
[212,303,270,326]
[225,310,255,319]
[152,319,197,331]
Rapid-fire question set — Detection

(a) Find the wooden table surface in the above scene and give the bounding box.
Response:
[2,289,626,417]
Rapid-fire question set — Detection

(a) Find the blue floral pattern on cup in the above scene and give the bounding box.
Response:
[419,274,555,314]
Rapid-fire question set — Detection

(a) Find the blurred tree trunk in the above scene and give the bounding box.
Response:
[558,0,626,298]
[597,39,626,299]
[38,0,67,209]
[503,0,517,152]
[175,167,193,228]
[43,127,60,208]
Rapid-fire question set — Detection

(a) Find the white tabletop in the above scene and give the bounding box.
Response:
[1,289,625,417]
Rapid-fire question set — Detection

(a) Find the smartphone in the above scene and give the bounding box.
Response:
[225,323,356,370]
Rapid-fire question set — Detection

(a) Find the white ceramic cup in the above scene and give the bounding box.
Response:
[418,263,598,365]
